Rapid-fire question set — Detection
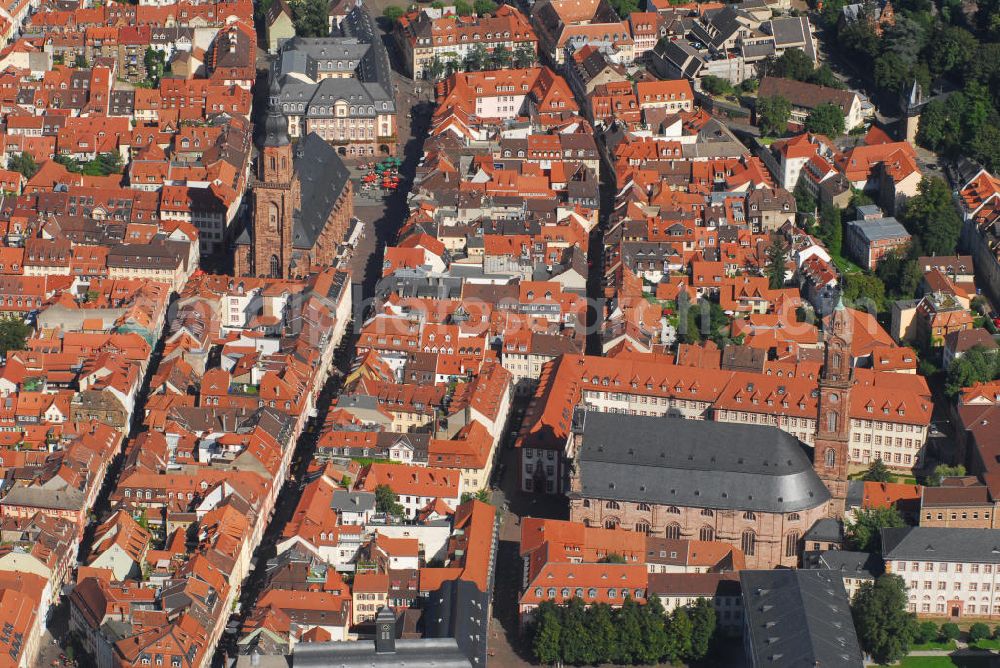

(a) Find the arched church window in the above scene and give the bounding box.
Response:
[269,255,281,278]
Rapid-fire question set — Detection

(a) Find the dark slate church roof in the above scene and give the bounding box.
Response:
[741,569,864,667]
[571,411,829,513]
[292,638,471,666]
[292,132,350,251]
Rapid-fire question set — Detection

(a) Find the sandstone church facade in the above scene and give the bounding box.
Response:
[567,302,856,568]
[235,77,354,279]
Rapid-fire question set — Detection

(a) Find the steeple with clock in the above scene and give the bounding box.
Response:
[814,296,853,516]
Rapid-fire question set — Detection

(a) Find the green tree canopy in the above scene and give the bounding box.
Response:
[861,458,893,482]
[927,464,966,486]
[946,347,1000,397]
[852,574,918,665]
[701,75,734,96]
[473,0,497,14]
[805,102,846,136]
[940,622,961,641]
[686,598,717,662]
[914,620,939,644]
[756,95,791,137]
[8,153,38,179]
[766,234,790,289]
[292,0,331,37]
[374,484,404,517]
[846,505,905,552]
[970,622,992,642]
[842,273,885,311]
[0,317,31,355]
[382,5,404,22]
[901,177,961,256]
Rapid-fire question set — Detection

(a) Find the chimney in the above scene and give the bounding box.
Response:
[374,606,396,654]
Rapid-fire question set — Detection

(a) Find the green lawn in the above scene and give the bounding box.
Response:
[899,656,995,668]
[898,655,996,668]
[909,640,958,651]
[970,638,1000,649]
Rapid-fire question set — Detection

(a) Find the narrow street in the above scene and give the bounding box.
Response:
[211,49,433,665]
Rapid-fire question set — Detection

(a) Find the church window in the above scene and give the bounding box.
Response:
[269,255,280,278]
[827,411,838,432]
[741,529,756,556]
[785,531,800,558]
[825,448,836,468]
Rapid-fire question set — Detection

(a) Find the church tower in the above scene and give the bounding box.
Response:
[814,296,853,516]
[243,74,299,278]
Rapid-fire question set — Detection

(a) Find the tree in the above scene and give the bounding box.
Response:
[608,0,639,17]
[769,48,814,81]
[756,95,791,137]
[970,622,992,642]
[940,622,961,641]
[817,203,842,256]
[7,153,38,179]
[615,599,646,664]
[374,484,404,517]
[464,44,488,72]
[473,0,497,14]
[861,458,893,482]
[0,317,31,356]
[851,574,918,665]
[766,234,789,289]
[382,5,404,22]
[144,47,166,87]
[927,464,966,486]
[846,505,905,552]
[842,273,885,311]
[665,605,693,663]
[901,177,961,256]
[513,44,536,68]
[805,102,846,136]
[876,248,922,300]
[560,598,596,665]
[599,552,627,563]
[637,596,671,663]
[531,602,562,664]
[793,180,817,219]
[585,603,618,661]
[491,44,513,69]
[914,620,939,644]
[292,0,331,37]
[945,347,999,396]
[74,53,88,69]
[454,0,473,15]
[701,75,733,97]
[686,598,717,662]
[926,25,976,78]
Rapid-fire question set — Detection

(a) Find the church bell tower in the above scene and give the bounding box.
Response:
[244,73,298,278]
[814,296,853,516]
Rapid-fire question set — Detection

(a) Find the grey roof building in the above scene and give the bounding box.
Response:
[272,6,395,147]
[741,569,864,667]
[882,526,1000,564]
[330,490,376,515]
[570,411,830,514]
[803,549,883,580]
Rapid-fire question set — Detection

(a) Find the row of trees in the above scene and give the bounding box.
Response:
[54,152,124,177]
[423,44,537,80]
[854,576,1000,664]
[530,597,717,666]
[819,0,1000,171]
[756,94,845,137]
[944,346,1000,397]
